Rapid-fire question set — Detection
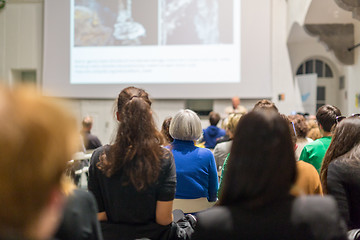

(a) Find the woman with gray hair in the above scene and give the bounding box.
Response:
[169,109,218,203]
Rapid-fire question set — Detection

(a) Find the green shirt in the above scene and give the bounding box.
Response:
[299,136,332,174]
[218,154,230,197]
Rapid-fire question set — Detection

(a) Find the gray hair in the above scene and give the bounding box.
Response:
[169,109,202,141]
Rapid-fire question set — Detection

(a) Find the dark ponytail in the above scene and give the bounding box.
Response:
[98,87,165,191]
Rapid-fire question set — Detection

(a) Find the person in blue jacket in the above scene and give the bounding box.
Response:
[169,109,218,202]
[202,111,226,149]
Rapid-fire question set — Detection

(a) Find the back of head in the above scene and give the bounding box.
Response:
[288,114,308,138]
[0,86,77,238]
[220,111,296,208]
[321,117,360,193]
[103,87,164,191]
[116,86,151,113]
[161,117,173,144]
[253,99,279,113]
[82,116,93,129]
[209,111,221,126]
[316,104,341,133]
[226,113,242,136]
[170,109,202,141]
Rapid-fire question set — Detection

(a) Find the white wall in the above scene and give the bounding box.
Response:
[0,1,43,86]
[271,0,303,114]
[344,22,360,115]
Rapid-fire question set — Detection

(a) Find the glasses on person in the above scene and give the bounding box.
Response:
[336,113,360,123]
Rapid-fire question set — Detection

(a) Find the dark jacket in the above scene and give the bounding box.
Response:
[192,196,347,240]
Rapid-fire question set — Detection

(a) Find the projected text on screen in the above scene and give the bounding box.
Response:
[70,0,241,84]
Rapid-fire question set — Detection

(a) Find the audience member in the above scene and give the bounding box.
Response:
[0,86,78,240]
[213,113,242,173]
[54,177,103,240]
[88,87,177,240]
[307,119,322,141]
[224,97,248,115]
[300,105,341,173]
[288,114,313,160]
[81,116,102,151]
[202,111,226,149]
[169,109,218,202]
[219,99,279,191]
[253,99,279,112]
[284,115,322,196]
[161,117,173,146]
[192,111,347,240]
[320,116,360,229]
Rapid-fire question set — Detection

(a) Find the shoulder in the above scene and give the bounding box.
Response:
[197,147,214,157]
[90,145,108,164]
[297,161,317,172]
[160,147,174,165]
[71,189,96,205]
[291,196,347,239]
[328,157,355,176]
[292,196,339,221]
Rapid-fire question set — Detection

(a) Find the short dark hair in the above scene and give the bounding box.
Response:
[316,105,341,132]
[253,99,278,112]
[219,111,296,208]
[209,111,221,126]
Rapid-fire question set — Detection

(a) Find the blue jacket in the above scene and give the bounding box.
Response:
[203,126,226,149]
[171,139,218,202]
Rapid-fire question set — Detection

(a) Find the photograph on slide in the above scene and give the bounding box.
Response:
[73,0,234,47]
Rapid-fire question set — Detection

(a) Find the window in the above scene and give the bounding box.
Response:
[296,59,333,78]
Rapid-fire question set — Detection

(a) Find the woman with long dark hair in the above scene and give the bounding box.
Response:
[320,116,360,229]
[88,87,177,240]
[192,111,346,240]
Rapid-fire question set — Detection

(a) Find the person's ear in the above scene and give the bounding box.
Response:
[116,111,120,121]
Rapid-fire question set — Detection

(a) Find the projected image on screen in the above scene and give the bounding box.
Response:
[161,0,233,45]
[74,0,158,46]
[70,0,240,84]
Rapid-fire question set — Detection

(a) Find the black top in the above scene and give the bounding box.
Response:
[81,131,102,150]
[327,158,360,229]
[54,189,103,240]
[192,196,347,240]
[88,145,176,223]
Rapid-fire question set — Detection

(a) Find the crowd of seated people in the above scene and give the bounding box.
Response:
[3,84,360,240]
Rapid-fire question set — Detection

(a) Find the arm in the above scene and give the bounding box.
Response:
[327,162,350,225]
[156,150,177,225]
[156,200,173,225]
[299,146,309,162]
[88,148,106,218]
[218,154,229,197]
[208,153,219,202]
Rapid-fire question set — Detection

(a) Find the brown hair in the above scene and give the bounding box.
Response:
[288,114,308,138]
[320,117,360,193]
[209,111,221,126]
[220,111,296,208]
[161,117,173,144]
[98,87,165,191]
[253,99,278,112]
[0,86,78,236]
[316,105,341,133]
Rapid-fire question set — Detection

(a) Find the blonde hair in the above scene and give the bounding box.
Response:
[226,113,243,135]
[0,86,78,236]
